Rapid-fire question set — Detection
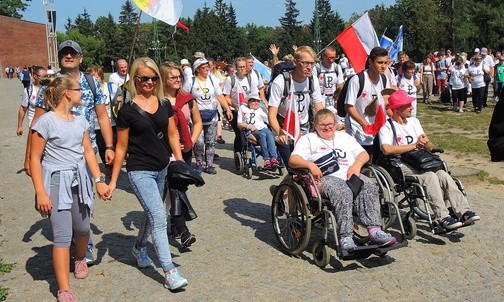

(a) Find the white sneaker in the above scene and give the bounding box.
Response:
[132,245,152,268]
[164,268,188,290]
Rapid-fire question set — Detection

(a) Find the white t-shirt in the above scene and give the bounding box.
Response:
[222,75,254,108]
[482,55,495,72]
[21,84,40,127]
[316,63,344,96]
[379,117,424,148]
[344,70,390,145]
[249,70,265,90]
[339,57,349,70]
[94,82,118,129]
[466,65,485,89]
[108,72,130,88]
[397,74,418,117]
[449,66,467,90]
[237,105,268,130]
[268,73,322,129]
[292,131,364,180]
[182,66,193,83]
[183,76,223,124]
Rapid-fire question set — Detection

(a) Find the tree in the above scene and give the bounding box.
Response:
[118,0,140,61]
[64,17,74,34]
[279,0,302,51]
[0,0,32,19]
[95,14,120,71]
[312,0,345,52]
[74,8,95,37]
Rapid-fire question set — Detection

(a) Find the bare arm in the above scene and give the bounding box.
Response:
[268,106,287,144]
[346,105,368,128]
[109,127,129,193]
[17,106,28,136]
[168,116,183,161]
[82,131,110,199]
[24,107,46,176]
[29,131,51,216]
[189,101,203,145]
[95,104,115,164]
[216,94,233,121]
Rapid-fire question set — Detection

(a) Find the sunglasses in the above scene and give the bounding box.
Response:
[136,76,160,83]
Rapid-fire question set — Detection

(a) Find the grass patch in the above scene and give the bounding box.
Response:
[0,260,15,301]
[416,100,494,155]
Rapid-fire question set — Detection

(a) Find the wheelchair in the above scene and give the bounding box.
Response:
[374,149,468,238]
[234,129,284,179]
[270,166,408,268]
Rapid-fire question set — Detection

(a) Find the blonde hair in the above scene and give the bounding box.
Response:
[313,108,336,125]
[40,75,75,111]
[294,46,316,61]
[159,61,185,87]
[128,57,165,102]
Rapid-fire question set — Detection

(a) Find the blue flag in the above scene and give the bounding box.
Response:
[251,54,271,83]
[380,35,393,50]
[389,25,403,62]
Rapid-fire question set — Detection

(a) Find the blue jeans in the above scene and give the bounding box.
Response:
[252,128,277,161]
[128,167,175,272]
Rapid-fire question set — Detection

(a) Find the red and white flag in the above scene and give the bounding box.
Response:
[282,92,301,144]
[336,12,380,73]
[236,82,246,105]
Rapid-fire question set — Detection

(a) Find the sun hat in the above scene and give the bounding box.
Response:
[58,40,82,54]
[387,90,416,110]
[246,92,261,102]
[474,48,480,53]
[193,51,205,59]
[180,59,189,66]
[193,58,209,70]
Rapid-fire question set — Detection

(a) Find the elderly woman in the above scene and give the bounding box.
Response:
[289,109,396,252]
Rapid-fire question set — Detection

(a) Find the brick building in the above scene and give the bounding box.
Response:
[0,15,49,78]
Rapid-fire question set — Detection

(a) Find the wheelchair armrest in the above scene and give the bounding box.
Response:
[287,167,311,176]
[431,148,444,154]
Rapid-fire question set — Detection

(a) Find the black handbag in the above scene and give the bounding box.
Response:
[401,149,444,172]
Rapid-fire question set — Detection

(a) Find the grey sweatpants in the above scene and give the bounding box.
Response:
[49,173,90,247]
[321,174,382,238]
[194,122,218,167]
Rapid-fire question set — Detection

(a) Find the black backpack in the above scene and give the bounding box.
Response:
[336,71,387,118]
[265,61,296,100]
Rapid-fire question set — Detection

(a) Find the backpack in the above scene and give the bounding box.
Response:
[336,71,387,118]
[230,74,252,92]
[83,73,97,100]
[315,62,339,78]
[265,61,296,100]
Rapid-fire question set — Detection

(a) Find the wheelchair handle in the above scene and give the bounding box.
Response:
[431,148,444,154]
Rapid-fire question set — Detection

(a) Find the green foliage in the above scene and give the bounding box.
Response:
[58,29,106,70]
[0,259,15,301]
[0,0,32,19]
[74,8,95,37]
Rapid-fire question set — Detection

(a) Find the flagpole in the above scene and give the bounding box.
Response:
[317,38,336,57]
[128,10,143,67]
[381,27,387,38]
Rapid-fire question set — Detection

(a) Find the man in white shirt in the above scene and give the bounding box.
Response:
[315,46,344,122]
[108,58,130,88]
[480,47,495,107]
[379,90,480,230]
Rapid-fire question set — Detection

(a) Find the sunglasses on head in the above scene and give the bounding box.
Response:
[136,76,160,83]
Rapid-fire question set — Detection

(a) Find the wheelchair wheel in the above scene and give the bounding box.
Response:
[362,165,398,229]
[246,164,253,179]
[271,179,312,256]
[403,215,417,240]
[312,240,331,268]
[234,152,243,174]
[412,197,434,221]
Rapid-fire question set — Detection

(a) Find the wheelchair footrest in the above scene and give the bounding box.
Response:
[340,240,408,260]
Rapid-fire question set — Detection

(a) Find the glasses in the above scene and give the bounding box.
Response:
[136,76,160,83]
[248,99,260,103]
[317,123,335,129]
[298,60,316,67]
[237,66,247,69]
[168,75,182,81]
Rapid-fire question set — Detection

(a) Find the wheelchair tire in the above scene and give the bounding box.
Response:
[362,165,398,229]
[271,179,312,256]
[312,240,331,268]
[403,215,417,240]
[246,165,253,179]
[234,152,244,174]
[278,166,284,176]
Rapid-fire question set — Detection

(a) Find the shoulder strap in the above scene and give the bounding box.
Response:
[84,73,97,100]
[246,73,252,88]
[388,118,398,146]
[333,62,339,76]
[281,71,291,99]
[356,71,365,98]
[131,101,170,153]
[254,69,260,80]
[107,82,113,104]
[26,84,33,100]
[316,63,321,76]
[190,77,196,93]
[308,74,314,95]
[231,74,236,89]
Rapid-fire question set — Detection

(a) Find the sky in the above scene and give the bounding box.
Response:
[21,0,395,32]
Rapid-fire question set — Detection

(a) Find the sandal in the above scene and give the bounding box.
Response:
[216,136,225,144]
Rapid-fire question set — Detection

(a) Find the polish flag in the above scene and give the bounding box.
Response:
[364,104,386,135]
[282,92,301,144]
[336,12,380,73]
[236,81,246,105]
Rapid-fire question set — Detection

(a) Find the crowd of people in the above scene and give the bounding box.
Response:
[16,39,494,301]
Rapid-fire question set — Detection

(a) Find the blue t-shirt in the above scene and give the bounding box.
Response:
[436,60,447,80]
[36,72,105,150]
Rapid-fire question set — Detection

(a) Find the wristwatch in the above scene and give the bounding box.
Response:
[94,176,106,184]
[105,146,115,151]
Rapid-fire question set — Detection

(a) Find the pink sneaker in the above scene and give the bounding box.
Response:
[74,258,88,279]
[270,158,279,169]
[57,289,77,302]
[263,160,272,170]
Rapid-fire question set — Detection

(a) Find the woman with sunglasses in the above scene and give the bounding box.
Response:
[159,61,202,247]
[289,109,396,252]
[183,57,233,174]
[109,57,188,290]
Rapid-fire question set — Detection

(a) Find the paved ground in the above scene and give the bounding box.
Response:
[1,78,504,302]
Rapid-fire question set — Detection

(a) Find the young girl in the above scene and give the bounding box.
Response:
[30,75,110,302]
[237,93,279,169]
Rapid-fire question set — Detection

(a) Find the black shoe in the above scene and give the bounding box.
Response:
[214,153,220,160]
[180,231,196,247]
[461,211,480,225]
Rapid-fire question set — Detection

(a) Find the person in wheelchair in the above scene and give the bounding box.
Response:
[238,93,280,169]
[379,90,480,230]
[289,109,397,252]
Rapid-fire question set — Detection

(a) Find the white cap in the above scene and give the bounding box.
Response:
[480,47,488,55]
[246,92,261,102]
[180,59,189,66]
[474,48,480,53]
[193,57,209,70]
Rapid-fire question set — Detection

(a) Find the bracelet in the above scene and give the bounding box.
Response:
[105,146,115,151]
[355,159,365,166]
